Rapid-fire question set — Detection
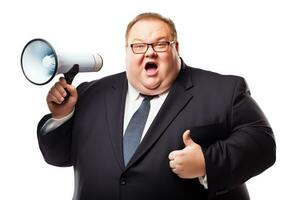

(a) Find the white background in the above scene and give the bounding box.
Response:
[0,0,299,199]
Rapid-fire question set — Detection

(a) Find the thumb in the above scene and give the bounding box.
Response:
[182,130,194,146]
[66,84,78,99]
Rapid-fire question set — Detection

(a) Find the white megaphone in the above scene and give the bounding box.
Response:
[21,38,103,85]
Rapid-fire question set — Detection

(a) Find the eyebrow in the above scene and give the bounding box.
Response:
[129,36,170,43]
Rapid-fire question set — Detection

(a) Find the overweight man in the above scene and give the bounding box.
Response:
[37,12,276,200]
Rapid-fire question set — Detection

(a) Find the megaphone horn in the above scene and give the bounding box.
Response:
[20,38,103,85]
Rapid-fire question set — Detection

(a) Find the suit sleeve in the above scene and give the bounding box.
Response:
[203,77,276,197]
[37,113,74,167]
[37,81,92,167]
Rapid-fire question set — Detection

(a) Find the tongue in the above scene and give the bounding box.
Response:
[146,67,157,76]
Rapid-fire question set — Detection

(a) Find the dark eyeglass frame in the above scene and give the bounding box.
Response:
[129,41,176,54]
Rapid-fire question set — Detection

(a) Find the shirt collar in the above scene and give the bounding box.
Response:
[127,82,169,100]
[127,82,141,101]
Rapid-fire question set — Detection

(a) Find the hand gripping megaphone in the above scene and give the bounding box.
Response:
[21,38,103,86]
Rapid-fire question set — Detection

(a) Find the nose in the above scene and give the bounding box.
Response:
[145,44,157,57]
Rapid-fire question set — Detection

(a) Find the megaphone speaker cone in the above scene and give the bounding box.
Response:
[21,38,58,85]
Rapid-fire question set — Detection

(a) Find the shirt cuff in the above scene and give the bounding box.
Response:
[40,109,74,135]
[198,175,208,189]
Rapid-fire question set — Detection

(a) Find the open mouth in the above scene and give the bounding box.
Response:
[145,62,158,76]
[145,62,158,70]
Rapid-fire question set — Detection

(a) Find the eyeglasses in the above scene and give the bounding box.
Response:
[129,41,176,54]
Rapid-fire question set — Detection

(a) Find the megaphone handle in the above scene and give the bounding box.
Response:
[63,64,79,101]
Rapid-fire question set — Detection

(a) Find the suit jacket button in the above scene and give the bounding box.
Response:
[120,179,126,185]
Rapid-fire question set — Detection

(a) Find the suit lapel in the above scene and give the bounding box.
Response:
[105,73,128,170]
[125,63,194,168]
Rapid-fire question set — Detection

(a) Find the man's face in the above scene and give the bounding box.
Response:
[125,19,181,95]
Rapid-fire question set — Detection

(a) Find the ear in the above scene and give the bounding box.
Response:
[175,41,179,54]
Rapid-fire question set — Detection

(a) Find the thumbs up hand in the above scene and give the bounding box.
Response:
[168,130,206,178]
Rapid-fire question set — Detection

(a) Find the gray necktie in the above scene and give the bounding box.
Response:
[123,95,154,166]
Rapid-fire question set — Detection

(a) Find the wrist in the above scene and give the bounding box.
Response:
[52,109,74,120]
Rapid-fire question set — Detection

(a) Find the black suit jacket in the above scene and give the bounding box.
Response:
[37,61,276,200]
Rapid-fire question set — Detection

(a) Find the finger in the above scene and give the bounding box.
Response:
[59,77,68,87]
[54,82,67,97]
[169,160,176,169]
[49,86,65,103]
[182,130,193,146]
[177,174,186,179]
[47,92,63,104]
[172,167,178,174]
[66,84,78,99]
[168,150,182,160]
[172,166,183,174]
